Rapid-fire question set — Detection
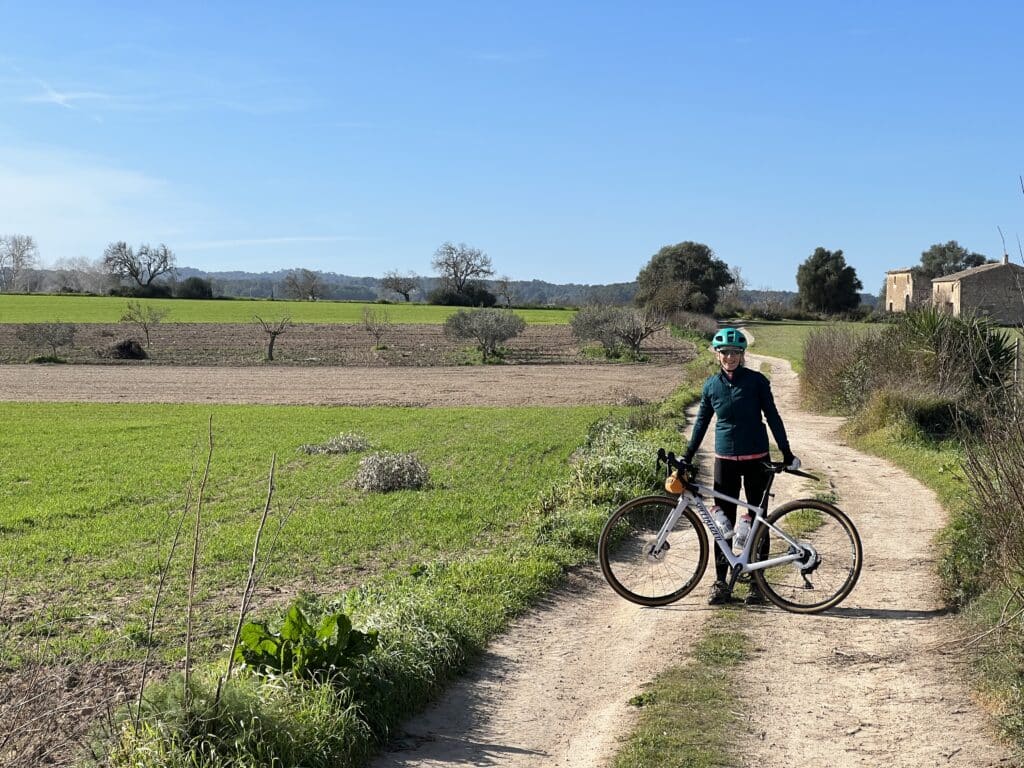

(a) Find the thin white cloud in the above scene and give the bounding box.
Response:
[0,144,203,263]
[181,235,370,250]
[25,80,111,109]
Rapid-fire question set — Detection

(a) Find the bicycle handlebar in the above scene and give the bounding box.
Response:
[656,448,819,482]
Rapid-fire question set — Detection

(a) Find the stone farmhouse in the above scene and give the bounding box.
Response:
[885,255,1024,324]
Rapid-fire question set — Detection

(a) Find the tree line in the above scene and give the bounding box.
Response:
[0,232,997,316]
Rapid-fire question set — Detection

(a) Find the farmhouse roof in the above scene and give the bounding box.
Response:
[931,260,1024,283]
[886,267,918,274]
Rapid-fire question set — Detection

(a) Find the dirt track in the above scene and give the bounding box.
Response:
[369,354,1018,768]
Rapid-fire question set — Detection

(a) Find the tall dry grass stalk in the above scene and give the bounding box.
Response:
[184,417,214,707]
[219,453,278,700]
[133,463,196,734]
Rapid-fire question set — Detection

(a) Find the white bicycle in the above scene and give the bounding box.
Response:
[598,449,863,614]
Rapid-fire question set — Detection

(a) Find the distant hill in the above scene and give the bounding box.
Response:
[176,266,638,307]
[24,263,875,309]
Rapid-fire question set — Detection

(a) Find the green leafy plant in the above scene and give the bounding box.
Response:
[234,602,378,682]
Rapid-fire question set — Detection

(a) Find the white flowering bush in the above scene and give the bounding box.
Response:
[355,452,430,492]
[570,422,658,504]
[299,432,370,455]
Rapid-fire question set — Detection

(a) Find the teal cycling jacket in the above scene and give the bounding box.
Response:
[684,366,792,461]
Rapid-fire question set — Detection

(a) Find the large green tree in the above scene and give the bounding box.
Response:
[796,247,862,314]
[918,240,989,279]
[635,241,732,313]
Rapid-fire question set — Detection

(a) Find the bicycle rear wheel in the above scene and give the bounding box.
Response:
[598,495,709,606]
[751,498,862,614]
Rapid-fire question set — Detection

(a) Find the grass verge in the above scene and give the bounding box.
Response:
[613,609,749,768]
[742,319,875,373]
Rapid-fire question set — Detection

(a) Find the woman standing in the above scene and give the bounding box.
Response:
[682,327,800,606]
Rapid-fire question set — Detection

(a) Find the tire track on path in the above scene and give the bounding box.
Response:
[739,353,1016,767]
[370,568,714,768]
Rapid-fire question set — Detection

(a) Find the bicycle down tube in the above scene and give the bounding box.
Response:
[670,486,806,574]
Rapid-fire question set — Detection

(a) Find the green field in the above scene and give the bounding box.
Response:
[0,402,613,662]
[743,319,875,371]
[0,294,575,324]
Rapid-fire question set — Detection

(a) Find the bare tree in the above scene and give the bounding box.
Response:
[720,265,748,306]
[15,321,77,358]
[121,301,169,348]
[613,307,666,358]
[362,306,391,348]
[254,315,293,361]
[380,270,418,302]
[282,269,323,301]
[49,256,111,294]
[571,305,665,359]
[494,275,515,308]
[0,234,40,292]
[103,242,176,287]
[431,242,493,293]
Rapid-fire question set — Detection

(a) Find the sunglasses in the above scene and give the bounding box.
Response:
[718,349,743,357]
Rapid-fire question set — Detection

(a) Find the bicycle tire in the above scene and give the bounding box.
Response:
[750,498,862,614]
[598,494,709,606]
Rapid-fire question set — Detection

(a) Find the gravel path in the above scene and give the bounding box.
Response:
[369,354,1017,768]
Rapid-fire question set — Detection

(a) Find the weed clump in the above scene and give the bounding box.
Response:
[355,452,429,492]
[300,432,370,455]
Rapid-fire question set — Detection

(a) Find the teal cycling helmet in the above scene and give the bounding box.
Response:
[711,327,747,350]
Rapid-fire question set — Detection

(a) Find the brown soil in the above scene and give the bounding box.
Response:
[0,362,691,406]
[369,354,1019,768]
[0,323,692,367]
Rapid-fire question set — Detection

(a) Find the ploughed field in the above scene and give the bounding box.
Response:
[0,323,691,366]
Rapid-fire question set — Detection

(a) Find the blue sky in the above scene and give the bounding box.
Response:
[2,1,1023,291]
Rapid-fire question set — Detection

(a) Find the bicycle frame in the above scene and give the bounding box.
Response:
[652,481,807,576]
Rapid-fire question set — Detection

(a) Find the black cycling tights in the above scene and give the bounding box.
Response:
[713,458,770,583]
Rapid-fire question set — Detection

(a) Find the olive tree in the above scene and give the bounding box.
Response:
[443,308,525,361]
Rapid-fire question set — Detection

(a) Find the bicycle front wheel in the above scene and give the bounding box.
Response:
[598,495,709,606]
[751,499,862,614]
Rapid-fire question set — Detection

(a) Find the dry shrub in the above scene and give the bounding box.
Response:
[667,311,719,340]
[355,452,429,492]
[960,392,1024,587]
[300,433,370,455]
[803,309,1016,416]
[100,339,148,360]
[15,321,77,357]
[801,325,878,411]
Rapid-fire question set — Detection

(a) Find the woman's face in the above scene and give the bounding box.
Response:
[716,347,744,372]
